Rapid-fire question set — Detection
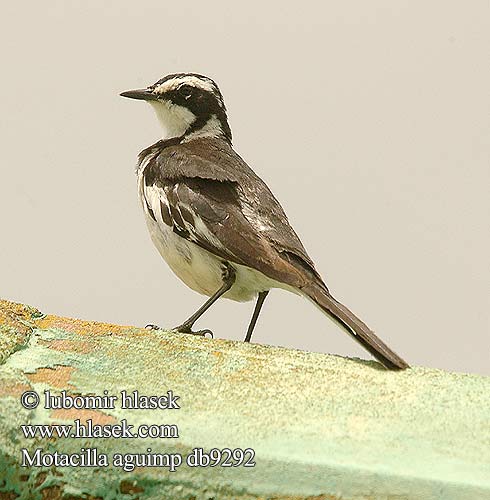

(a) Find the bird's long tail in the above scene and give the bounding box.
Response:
[302,282,409,370]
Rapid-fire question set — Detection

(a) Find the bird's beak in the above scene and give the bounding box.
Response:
[120,89,157,101]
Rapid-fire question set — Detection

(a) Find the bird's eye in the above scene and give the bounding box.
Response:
[179,85,193,100]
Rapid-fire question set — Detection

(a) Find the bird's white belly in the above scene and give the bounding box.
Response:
[145,213,293,302]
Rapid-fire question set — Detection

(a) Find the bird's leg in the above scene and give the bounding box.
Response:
[170,263,236,337]
[244,291,269,343]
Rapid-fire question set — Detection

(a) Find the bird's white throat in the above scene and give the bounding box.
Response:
[149,100,196,140]
[149,100,224,142]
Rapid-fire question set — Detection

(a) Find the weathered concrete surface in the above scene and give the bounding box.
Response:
[0,298,489,500]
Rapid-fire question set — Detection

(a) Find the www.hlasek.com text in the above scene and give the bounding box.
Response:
[21,419,178,439]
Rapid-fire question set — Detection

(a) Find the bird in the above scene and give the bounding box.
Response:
[120,72,409,370]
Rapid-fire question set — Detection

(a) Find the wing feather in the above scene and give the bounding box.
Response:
[144,137,320,273]
[143,167,320,290]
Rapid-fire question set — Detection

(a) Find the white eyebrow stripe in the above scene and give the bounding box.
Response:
[153,76,217,95]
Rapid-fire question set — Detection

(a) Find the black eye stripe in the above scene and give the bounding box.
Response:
[149,77,232,141]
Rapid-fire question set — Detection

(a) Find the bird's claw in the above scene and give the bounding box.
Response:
[172,325,214,338]
[145,323,213,338]
[145,324,162,330]
[197,329,214,339]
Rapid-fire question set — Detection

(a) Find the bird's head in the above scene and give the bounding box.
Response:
[121,73,232,143]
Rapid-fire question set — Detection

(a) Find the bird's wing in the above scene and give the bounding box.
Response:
[141,139,323,289]
[144,138,323,279]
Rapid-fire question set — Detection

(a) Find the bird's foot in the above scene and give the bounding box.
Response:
[145,324,163,330]
[171,323,214,338]
[146,323,213,338]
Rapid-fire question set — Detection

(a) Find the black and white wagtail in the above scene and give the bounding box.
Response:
[121,73,409,370]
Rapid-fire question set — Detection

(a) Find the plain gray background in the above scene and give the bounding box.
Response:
[1,1,488,375]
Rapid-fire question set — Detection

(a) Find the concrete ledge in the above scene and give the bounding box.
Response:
[0,298,489,500]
